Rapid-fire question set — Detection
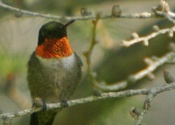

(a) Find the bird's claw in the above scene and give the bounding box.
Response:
[32,97,47,111]
[61,100,69,108]
[42,100,47,111]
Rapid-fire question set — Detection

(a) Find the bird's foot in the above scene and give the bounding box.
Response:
[32,97,47,111]
[42,100,47,111]
[61,99,69,108]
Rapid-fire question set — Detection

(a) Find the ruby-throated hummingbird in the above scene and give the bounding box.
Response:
[27,20,82,125]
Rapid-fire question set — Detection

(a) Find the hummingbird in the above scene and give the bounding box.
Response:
[27,20,82,125]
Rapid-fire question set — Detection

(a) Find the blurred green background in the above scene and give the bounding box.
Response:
[0,0,175,125]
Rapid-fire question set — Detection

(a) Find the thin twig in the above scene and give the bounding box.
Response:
[83,14,100,85]
[95,51,175,91]
[152,7,175,24]
[0,1,170,21]
[163,12,175,24]
[1,82,175,124]
[136,94,154,125]
[122,25,175,47]
[135,68,175,125]
[152,0,175,22]
[122,0,175,47]
[135,109,147,125]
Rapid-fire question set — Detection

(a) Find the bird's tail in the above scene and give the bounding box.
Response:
[29,111,57,125]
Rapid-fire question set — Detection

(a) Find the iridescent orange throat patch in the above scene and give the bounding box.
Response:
[35,37,73,58]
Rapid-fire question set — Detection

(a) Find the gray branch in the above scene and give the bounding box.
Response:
[122,26,175,47]
[1,82,175,124]
[0,1,168,21]
[95,51,175,91]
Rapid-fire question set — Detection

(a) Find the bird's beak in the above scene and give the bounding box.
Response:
[62,20,75,29]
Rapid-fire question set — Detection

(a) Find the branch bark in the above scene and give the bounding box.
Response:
[95,51,175,91]
[0,0,170,21]
[1,82,175,124]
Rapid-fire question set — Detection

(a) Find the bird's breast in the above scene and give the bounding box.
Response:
[28,52,82,102]
[37,53,78,89]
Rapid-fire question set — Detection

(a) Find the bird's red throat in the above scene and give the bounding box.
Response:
[35,37,73,58]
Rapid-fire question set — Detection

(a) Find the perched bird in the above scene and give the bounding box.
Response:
[27,20,82,125]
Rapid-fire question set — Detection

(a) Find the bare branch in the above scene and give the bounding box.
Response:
[95,51,175,91]
[0,1,170,21]
[136,94,154,125]
[1,82,175,124]
[122,0,175,47]
[135,69,175,125]
[152,0,175,24]
[152,0,175,18]
[83,13,100,86]
[122,25,175,47]
[163,13,175,24]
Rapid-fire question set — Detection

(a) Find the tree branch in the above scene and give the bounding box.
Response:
[152,0,175,21]
[122,25,175,47]
[83,13,100,87]
[0,0,172,21]
[122,0,175,47]
[95,51,175,91]
[1,82,175,124]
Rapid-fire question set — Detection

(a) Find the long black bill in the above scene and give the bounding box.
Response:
[62,20,75,29]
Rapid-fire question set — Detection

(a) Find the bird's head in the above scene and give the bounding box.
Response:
[36,20,75,58]
[38,20,75,46]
